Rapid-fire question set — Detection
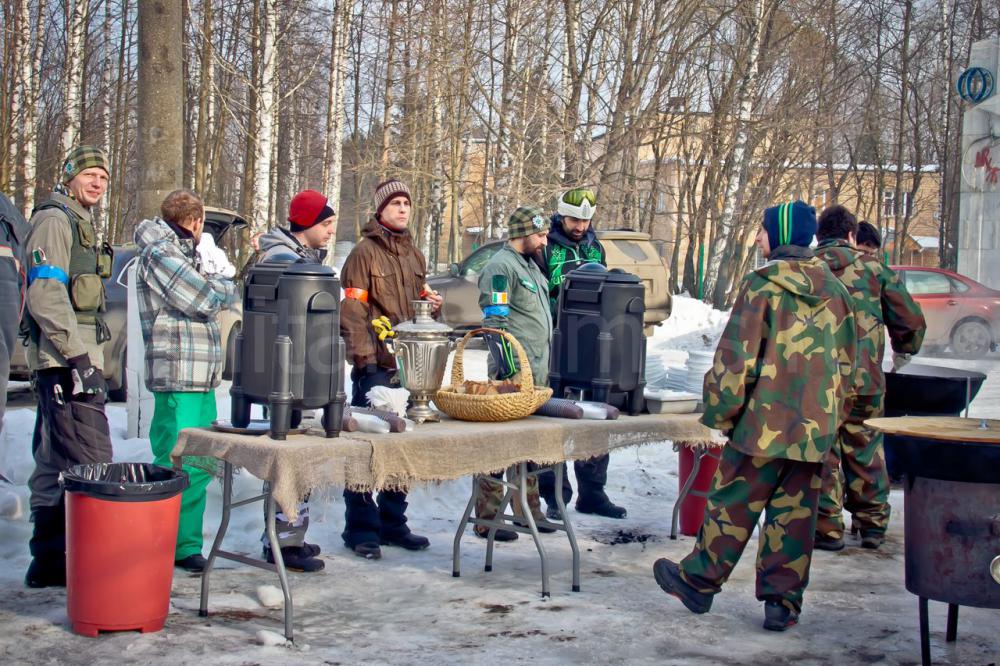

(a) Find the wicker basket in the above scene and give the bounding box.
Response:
[434,328,553,422]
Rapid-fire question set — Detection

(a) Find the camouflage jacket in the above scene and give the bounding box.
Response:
[701,247,858,462]
[815,239,925,397]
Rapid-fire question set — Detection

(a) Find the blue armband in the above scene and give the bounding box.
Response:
[482,304,509,317]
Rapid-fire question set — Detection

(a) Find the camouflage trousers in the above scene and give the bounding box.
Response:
[816,394,890,540]
[474,466,544,536]
[679,445,823,614]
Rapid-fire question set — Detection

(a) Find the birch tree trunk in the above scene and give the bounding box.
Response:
[379,0,400,177]
[891,0,912,264]
[11,0,33,203]
[194,0,214,194]
[493,0,521,238]
[703,0,766,306]
[323,0,351,266]
[424,1,445,264]
[60,0,89,159]
[250,0,278,234]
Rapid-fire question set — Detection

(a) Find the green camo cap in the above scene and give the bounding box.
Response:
[63,145,110,183]
[507,205,547,239]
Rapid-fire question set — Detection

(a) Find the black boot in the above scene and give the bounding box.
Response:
[25,504,66,588]
[25,557,66,588]
[381,530,430,551]
[175,554,208,573]
[652,558,713,614]
[265,545,324,573]
[575,485,627,519]
[763,600,799,631]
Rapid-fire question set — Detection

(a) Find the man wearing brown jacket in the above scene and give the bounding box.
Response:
[339,178,441,559]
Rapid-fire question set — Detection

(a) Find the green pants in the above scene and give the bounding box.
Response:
[150,391,217,560]
[816,394,890,539]
[679,445,823,614]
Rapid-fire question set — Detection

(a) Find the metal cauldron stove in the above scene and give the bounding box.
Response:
[883,364,986,479]
[867,416,1000,666]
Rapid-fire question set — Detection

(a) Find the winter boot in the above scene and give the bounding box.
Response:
[381,530,430,551]
[652,558,713,614]
[175,554,208,573]
[475,526,519,541]
[349,542,382,560]
[25,504,67,588]
[860,531,885,550]
[265,545,324,573]
[813,533,845,551]
[763,600,799,631]
[25,557,66,588]
[576,486,627,519]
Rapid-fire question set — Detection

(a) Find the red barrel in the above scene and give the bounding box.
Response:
[677,446,721,536]
[62,463,188,637]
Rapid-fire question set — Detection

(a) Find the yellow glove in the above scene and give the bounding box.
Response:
[371,316,395,342]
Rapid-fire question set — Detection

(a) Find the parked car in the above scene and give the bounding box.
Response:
[427,229,672,336]
[891,265,1000,358]
[11,207,248,400]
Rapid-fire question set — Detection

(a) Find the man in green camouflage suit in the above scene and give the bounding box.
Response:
[653,201,857,631]
[813,205,925,551]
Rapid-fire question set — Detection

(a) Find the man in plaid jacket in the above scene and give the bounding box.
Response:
[135,189,238,573]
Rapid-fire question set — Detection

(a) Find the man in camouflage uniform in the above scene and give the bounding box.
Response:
[813,205,925,551]
[534,188,626,520]
[22,146,115,587]
[855,220,882,257]
[653,201,857,631]
[474,205,554,541]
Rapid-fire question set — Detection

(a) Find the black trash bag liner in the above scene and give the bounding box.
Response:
[60,463,189,502]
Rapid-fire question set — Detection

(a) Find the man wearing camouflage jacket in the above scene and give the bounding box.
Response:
[23,146,115,588]
[136,189,238,573]
[653,201,857,631]
[813,205,925,551]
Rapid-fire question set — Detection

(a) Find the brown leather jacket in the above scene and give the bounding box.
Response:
[340,218,428,370]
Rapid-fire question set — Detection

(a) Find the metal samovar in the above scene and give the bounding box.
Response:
[390,300,454,423]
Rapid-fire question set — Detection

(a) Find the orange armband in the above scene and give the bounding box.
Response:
[344,287,368,303]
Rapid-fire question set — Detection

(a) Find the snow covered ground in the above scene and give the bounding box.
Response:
[0,296,997,664]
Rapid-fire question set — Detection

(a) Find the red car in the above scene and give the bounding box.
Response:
[891,265,1000,358]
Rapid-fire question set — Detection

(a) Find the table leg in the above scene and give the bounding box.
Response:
[671,446,704,540]
[485,484,515,573]
[264,486,294,642]
[200,461,233,617]
[946,603,958,642]
[552,463,580,592]
[452,476,479,578]
[919,596,931,666]
[516,462,550,598]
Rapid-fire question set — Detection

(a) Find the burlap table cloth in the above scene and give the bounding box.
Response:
[172,412,718,521]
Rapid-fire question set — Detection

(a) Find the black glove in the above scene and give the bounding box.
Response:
[68,354,107,401]
[484,332,518,380]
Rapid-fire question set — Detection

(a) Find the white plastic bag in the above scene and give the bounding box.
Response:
[366,385,410,417]
[196,233,237,278]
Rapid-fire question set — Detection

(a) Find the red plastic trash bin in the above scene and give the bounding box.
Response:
[61,463,188,637]
[677,446,722,536]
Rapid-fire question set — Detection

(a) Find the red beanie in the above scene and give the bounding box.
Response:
[288,190,335,230]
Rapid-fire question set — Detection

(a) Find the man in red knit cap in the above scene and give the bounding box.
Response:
[251,189,339,572]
